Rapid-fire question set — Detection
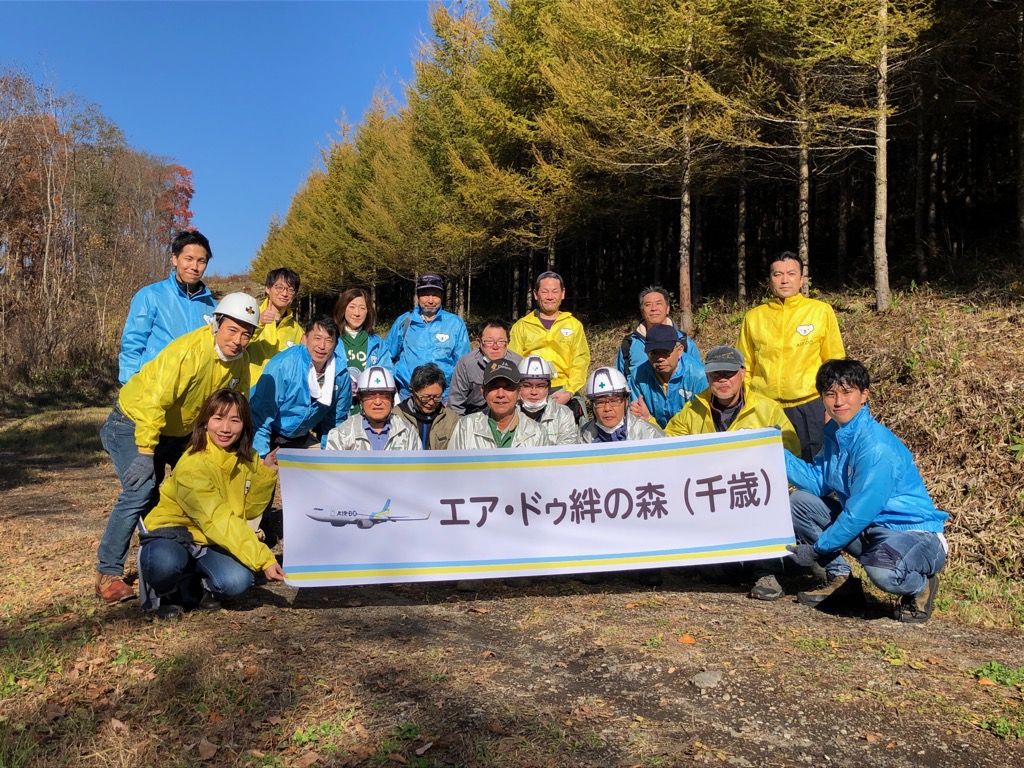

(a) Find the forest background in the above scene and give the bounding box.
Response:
[1,1,1022,600]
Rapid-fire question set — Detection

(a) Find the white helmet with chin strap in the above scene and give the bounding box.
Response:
[212,292,260,332]
[586,367,629,399]
[518,355,555,380]
[357,365,397,393]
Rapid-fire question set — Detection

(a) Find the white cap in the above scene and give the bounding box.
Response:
[357,366,396,393]
[517,355,554,380]
[212,292,260,329]
[585,367,629,398]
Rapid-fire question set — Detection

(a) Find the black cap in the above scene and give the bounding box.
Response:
[704,346,745,374]
[482,358,521,386]
[416,273,444,293]
[644,324,681,352]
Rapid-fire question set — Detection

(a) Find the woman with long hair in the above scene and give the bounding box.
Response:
[138,389,286,619]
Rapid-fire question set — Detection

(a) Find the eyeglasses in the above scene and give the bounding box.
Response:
[360,391,392,402]
[269,283,296,295]
[480,339,507,348]
[414,393,443,404]
[592,395,625,408]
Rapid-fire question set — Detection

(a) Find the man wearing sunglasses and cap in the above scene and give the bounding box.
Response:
[384,273,471,402]
[508,271,590,417]
[665,345,800,601]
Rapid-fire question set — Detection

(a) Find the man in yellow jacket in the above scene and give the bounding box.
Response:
[737,252,844,461]
[95,292,260,604]
[666,345,801,602]
[508,271,590,413]
[246,267,304,383]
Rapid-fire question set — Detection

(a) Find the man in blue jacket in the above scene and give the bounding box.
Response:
[785,359,948,623]
[118,230,217,384]
[249,316,354,457]
[627,324,707,429]
[384,273,470,401]
[615,286,700,380]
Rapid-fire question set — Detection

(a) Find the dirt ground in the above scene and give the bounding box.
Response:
[3,408,1024,768]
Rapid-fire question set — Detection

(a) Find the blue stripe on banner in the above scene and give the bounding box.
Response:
[284,537,793,580]
[279,431,782,472]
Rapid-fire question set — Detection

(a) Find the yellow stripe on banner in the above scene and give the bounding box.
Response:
[286,544,789,581]
[280,435,781,473]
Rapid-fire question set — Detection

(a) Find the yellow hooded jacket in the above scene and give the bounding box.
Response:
[664,384,802,456]
[508,311,590,394]
[118,325,250,453]
[736,293,844,406]
[246,298,304,383]
[142,441,278,572]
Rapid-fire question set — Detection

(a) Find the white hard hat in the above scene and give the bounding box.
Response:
[213,292,260,328]
[586,367,629,399]
[518,355,554,380]
[357,366,396,393]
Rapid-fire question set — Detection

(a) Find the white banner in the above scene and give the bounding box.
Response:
[278,428,795,587]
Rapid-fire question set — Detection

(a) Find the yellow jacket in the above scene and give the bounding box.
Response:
[247,298,303,383]
[736,293,844,406]
[665,384,802,456]
[508,311,590,393]
[143,442,278,572]
[118,326,250,452]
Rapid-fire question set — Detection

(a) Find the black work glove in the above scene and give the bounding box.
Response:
[786,543,820,567]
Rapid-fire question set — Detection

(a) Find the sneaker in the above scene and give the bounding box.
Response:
[95,573,134,603]
[895,575,938,624]
[750,574,784,601]
[797,573,851,607]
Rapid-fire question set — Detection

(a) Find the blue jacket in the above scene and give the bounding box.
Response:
[785,406,948,554]
[628,356,708,429]
[118,274,216,384]
[384,307,471,399]
[249,344,354,457]
[615,324,701,380]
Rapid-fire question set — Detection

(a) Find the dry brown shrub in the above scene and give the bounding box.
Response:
[591,282,1024,580]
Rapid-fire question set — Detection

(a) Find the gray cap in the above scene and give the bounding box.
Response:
[704,346,745,374]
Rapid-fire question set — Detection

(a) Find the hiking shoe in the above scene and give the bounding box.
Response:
[895,575,939,624]
[749,574,784,601]
[154,604,183,621]
[95,573,134,603]
[797,574,851,607]
[636,569,663,587]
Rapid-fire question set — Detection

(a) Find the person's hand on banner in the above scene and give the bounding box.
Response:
[263,448,280,472]
[264,563,286,581]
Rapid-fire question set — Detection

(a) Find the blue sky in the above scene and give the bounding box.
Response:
[1,0,433,276]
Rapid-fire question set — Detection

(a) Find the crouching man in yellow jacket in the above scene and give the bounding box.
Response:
[666,345,801,602]
[95,293,260,604]
[138,389,285,619]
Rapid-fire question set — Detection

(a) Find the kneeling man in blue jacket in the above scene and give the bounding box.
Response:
[784,359,948,623]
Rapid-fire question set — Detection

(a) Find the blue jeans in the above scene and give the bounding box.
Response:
[139,538,255,609]
[789,490,946,597]
[96,407,187,576]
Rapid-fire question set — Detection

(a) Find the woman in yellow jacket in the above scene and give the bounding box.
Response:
[138,389,286,619]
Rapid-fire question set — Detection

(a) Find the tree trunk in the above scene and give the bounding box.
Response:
[914,88,929,281]
[737,174,747,303]
[873,0,892,311]
[837,170,848,281]
[1018,3,1024,265]
[798,76,811,296]
[678,162,693,336]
